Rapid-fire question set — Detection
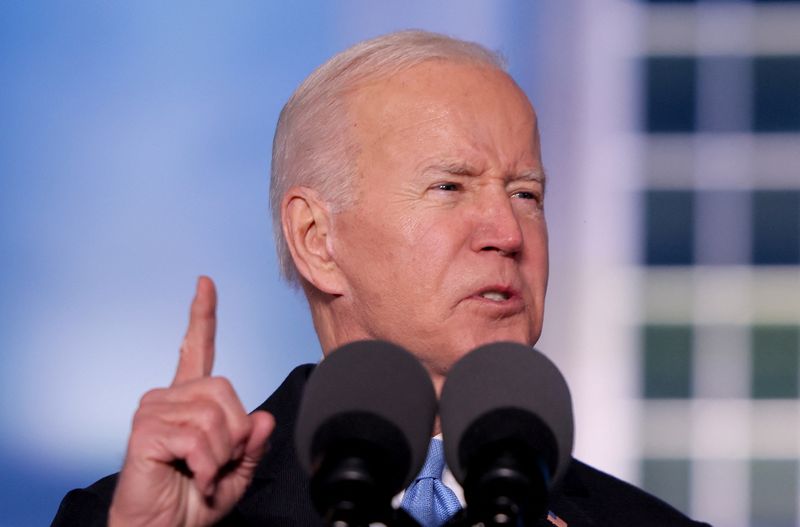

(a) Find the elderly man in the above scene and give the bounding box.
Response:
[53,31,707,527]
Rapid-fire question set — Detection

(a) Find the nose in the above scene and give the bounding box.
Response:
[471,189,523,257]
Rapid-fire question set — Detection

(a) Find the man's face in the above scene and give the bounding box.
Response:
[329,61,548,378]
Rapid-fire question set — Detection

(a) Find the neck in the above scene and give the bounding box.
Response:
[311,295,447,437]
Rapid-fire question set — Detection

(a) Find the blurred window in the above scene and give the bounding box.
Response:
[645,57,697,132]
[645,190,695,265]
[750,326,800,398]
[752,190,800,265]
[639,0,800,523]
[753,56,800,132]
[642,459,692,515]
[643,325,693,398]
[750,460,798,527]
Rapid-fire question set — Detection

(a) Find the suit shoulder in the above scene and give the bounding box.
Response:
[51,474,118,527]
[253,363,315,416]
[557,459,711,527]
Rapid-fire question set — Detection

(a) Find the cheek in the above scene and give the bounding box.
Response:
[401,218,466,291]
[522,223,549,283]
[340,213,425,303]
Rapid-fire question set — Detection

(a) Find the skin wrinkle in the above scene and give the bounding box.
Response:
[346,74,454,151]
[416,159,547,206]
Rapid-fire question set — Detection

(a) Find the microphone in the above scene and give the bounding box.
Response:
[294,340,437,526]
[439,342,574,526]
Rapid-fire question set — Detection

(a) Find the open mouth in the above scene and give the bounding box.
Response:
[479,290,511,302]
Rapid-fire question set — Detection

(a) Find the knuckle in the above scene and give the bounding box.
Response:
[139,387,165,405]
[139,388,174,408]
[195,400,224,430]
[184,427,206,454]
[127,424,145,449]
[130,402,162,431]
[207,376,234,396]
[130,410,149,430]
[127,417,157,452]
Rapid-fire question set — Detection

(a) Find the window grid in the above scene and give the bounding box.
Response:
[638,3,800,525]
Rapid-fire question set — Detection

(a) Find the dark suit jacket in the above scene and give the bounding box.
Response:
[52,364,710,526]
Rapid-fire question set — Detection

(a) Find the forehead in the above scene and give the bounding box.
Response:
[346,61,541,174]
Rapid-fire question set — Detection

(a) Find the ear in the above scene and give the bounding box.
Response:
[281,187,345,295]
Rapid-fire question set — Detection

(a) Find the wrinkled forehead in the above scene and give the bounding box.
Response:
[349,60,534,120]
[344,61,541,175]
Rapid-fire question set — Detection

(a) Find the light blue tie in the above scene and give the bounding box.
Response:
[401,438,462,527]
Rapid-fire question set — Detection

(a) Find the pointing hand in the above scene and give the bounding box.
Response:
[109,277,274,527]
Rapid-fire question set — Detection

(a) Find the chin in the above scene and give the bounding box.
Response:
[409,326,540,379]
[447,330,534,364]
[467,327,537,350]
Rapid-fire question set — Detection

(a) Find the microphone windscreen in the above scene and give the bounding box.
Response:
[439,342,574,485]
[294,340,437,489]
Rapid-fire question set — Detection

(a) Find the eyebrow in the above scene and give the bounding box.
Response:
[424,160,547,192]
[428,160,480,176]
[514,169,548,193]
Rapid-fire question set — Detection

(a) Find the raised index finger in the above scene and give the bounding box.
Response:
[172,275,217,386]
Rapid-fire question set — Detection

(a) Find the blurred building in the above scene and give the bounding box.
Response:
[636,1,800,525]
[532,1,798,526]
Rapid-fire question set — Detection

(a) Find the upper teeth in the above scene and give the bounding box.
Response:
[481,291,508,301]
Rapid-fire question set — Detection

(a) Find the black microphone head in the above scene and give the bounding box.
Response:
[295,339,437,494]
[439,342,574,487]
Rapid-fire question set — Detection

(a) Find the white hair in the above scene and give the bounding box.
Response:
[269,30,506,286]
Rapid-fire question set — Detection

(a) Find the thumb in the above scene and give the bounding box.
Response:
[242,411,275,466]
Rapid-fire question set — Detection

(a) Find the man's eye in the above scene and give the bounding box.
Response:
[436,183,460,191]
[512,191,539,200]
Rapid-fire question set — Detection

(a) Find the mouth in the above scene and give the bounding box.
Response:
[455,283,528,326]
[479,290,511,302]
[466,286,525,317]
[472,286,519,303]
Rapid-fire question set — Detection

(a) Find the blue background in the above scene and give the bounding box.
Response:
[0,3,556,524]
